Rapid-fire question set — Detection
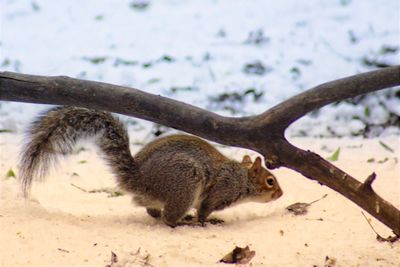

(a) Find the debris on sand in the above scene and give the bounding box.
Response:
[219,245,256,264]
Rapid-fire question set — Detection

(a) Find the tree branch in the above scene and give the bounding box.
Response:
[1,67,399,235]
[256,65,400,131]
[0,71,252,146]
[261,141,399,236]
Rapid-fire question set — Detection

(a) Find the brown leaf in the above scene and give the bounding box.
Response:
[376,234,399,243]
[324,255,337,267]
[111,251,118,264]
[286,202,310,215]
[105,251,118,267]
[287,194,328,215]
[220,246,256,264]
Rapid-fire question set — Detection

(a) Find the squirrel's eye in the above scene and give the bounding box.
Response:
[266,177,274,187]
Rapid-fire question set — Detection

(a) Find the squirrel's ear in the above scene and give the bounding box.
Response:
[251,157,262,171]
[242,155,252,167]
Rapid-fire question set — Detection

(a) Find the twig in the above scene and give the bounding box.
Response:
[308,194,328,205]
[57,248,70,253]
[71,183,124,198]
[362,173,376,191]
[70,183,88,192]
[361,212,399,243]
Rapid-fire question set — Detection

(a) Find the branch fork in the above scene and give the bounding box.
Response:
[361,172,377,192]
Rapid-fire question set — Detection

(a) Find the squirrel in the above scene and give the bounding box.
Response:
[19,106,283,227]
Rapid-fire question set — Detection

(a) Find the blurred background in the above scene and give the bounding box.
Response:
[1,0,399,140]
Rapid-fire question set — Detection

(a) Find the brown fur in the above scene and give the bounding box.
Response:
[20,106,283,227]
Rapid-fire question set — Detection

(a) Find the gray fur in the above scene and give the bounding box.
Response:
[20,106,283,227]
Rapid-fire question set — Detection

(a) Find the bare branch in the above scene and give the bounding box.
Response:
[261,141,400,236]
[256,65,400,131]
[0,71,252,146]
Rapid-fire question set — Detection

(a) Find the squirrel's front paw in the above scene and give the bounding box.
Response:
[182,214,196,222]
[197,217,224,227]
[207,217,224,225]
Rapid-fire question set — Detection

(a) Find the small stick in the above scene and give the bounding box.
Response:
[57,248,70,253]
[361,211,380,236]
[361,211,399,243]
[308,193,328,205]
[70,183,88,192]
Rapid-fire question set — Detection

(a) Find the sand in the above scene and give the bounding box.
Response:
[0,134,399,266]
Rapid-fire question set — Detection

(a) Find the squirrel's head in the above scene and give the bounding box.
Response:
[241,155,283,202]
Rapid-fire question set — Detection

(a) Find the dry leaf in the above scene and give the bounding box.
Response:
[105,251,118,267]
[220,246,255,264]
[286,202,310,215]
[324,255,337,267]
[286,194,328,216]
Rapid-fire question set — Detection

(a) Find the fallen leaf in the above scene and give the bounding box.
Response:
[220,246,255,264]
[376,234,399,243]
[287,194,328,216]
[5,168,16,179]
[286,202,310,215]
[326,147,340,161]
[105,251,118,267]
[324,255,337,267]
[111,251,118,263]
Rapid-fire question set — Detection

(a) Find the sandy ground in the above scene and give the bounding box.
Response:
[0,134,399,267]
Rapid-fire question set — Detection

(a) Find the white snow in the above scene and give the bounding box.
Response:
[0,134,399,266]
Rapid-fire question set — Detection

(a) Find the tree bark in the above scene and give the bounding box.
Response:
[1,66,399,235]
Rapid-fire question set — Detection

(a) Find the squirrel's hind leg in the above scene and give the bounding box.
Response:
[147,207,196,224]
[146,208,161,218]
[162,196,194,227]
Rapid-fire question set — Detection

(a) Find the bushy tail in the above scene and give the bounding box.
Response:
[19,106,137,195]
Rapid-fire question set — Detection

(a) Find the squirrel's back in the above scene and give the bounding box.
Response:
[134,134,227,166]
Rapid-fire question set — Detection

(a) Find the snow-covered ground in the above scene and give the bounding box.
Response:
[0,134,399,266]
[0,1,399,266]
[0,0,399,138]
